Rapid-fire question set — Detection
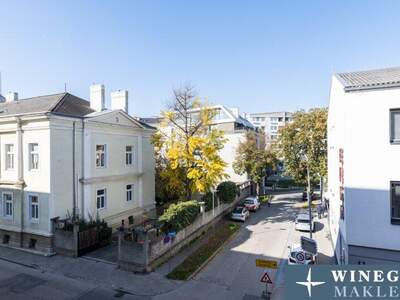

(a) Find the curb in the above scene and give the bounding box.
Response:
[186,224,241,281]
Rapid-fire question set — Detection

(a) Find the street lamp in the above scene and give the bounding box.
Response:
[301,152,313,239]
[211,188,219,216]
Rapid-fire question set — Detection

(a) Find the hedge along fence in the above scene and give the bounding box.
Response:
[158,200,201,233]
[217,181,237,204]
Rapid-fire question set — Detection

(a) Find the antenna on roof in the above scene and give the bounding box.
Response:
[64,83,67,93]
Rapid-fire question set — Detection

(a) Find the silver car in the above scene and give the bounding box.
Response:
[231,206,250,222]
[295,213,315,232]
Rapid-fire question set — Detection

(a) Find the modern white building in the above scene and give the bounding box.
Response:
[328,66,400,264]
[0,85,155,254]
[244,111,292,147]
[209,106,256,184]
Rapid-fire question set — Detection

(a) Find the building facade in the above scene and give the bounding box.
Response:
[143,105,257,185]
[244,111,292,147]
[0,86,155,254]
[328,66,400,264]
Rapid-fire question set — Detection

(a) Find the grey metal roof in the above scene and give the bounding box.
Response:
[336,66,400,92]
[0,93,94,118]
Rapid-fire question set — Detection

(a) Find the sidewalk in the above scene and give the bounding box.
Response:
[0,246,180,298]
[271,210,335,300]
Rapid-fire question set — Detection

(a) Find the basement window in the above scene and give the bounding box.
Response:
[2,234,10,244]
[29,238,37,249]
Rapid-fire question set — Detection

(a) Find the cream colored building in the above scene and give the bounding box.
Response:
[0,86,155,254]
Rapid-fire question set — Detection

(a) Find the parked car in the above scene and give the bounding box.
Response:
[231,206,250,222]
[243,197,260,211]
[302,190,317,201]
[295,213,315,232]
[288,244,316,265]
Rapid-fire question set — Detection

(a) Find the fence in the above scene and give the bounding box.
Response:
[53,218,112,257]
[117,184,251,272]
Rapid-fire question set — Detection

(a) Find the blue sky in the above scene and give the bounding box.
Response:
[1,0,400,117]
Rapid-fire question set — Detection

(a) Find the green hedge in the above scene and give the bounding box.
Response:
[158,200,200,233]
[217,181,237,203]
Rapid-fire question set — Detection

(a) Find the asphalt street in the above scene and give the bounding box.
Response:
[0,191,334,300]
[153,191,334,300]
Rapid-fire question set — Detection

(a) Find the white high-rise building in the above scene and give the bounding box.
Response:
[244,112,293,147]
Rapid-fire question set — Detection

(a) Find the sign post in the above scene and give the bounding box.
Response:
[256,259,278,300]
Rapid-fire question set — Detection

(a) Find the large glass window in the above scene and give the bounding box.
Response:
[29,143,39,170]
[390,109,400,143]
[391,182,400,224]
[96,145,106,167]
[5,144,14,170]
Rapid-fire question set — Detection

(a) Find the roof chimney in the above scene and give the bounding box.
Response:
[5,92,18,102]
[89,84,105,111]
[111,90,128,113]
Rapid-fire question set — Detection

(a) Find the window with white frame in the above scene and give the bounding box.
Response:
[390,109,400,143]
[29,143,39,170]
[5,144,14,170]
[96,189,106,209]
[126,184,133,201]
[126,146,133,166]
[29,195,39,221]
[96,145,106,167]
[3,193,13,217]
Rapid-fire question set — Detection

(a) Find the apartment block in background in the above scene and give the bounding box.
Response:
[244,111,292,147]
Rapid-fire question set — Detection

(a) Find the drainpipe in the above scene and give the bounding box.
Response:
[72,121,76,220]
[16,117,25,247]
[80,120,85,219]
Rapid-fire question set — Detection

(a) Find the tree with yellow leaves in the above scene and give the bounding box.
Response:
[153,86,227,201]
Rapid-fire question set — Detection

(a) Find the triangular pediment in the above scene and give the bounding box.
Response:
[85,110,145,129]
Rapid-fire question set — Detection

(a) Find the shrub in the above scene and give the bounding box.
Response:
[217,181,237,204]
[202,192,219,212]
[159,200,200,233]
[259,195,272,204]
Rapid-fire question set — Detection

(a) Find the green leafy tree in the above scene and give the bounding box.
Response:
[275,108,328,185]
[233,131,277,195]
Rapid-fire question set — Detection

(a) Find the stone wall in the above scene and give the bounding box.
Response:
[117,185,251,272]
[0,228,54,255]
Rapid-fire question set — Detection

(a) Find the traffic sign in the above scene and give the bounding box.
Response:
[301,236,318,255]
[260,272,273,284]
[255,259,278,269]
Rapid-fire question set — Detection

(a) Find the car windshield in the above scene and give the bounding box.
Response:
[297,219,310,223]
[244,200,254,204]
[233,207,243,214]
